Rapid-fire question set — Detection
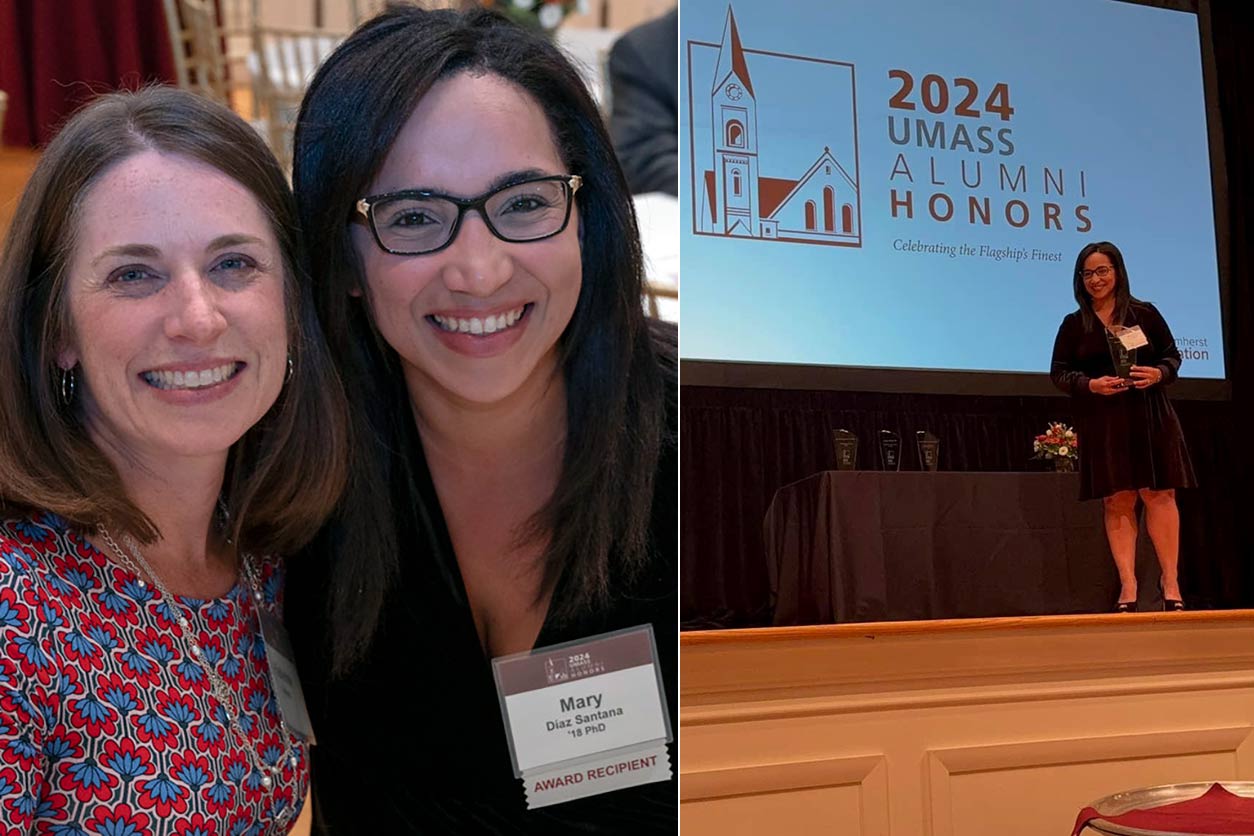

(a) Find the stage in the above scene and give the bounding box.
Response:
[681,611,1254,836]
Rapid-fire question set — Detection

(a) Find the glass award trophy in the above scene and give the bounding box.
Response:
[879,430,901,471]
[832,429,858,470]
[1107,327,1137,381]
[916,431,940,472]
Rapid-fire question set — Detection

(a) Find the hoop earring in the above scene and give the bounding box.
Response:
[59,366,76,406]
[286,355,294,383]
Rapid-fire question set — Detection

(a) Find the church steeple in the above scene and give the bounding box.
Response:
[712,7,754,98]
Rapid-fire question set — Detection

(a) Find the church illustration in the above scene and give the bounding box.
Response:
[693,7,861,247]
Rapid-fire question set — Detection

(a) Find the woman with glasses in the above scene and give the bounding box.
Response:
[0,87,349,834]
[285,6,676,832]
[1050,241,1196,612]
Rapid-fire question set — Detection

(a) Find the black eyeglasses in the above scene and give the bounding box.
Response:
[355,174,582,256]
[1080,265,1114,280]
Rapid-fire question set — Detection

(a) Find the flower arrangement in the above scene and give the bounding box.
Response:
[485,0,587,31]
[1033,422,1079,470]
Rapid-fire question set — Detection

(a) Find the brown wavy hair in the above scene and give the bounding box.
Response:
[0,86,349,554]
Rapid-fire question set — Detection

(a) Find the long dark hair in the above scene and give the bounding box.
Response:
[293,6,674,672]
[0,86,349,554]
[1072,240,1140,331]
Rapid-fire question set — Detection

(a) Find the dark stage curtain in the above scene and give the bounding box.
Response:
[0,0,176,148]
[682,1,1252,629]
[680,389,1237,627]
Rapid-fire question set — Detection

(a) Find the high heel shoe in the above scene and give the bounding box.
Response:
[1115,601,1138,613]
[1158,579,1185,611]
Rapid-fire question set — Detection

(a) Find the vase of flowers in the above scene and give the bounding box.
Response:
[482,0,585,32]
[1033,422,1078,472]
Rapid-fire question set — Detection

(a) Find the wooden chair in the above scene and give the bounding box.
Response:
[644,282,678,320]
[162,0,231,106]
[246,24,345,171]
[163,0,350,171]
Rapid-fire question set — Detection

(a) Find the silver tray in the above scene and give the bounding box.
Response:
[1083,782,1254,836]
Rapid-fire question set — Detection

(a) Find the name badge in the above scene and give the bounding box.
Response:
[258,609,317,743]
[1114,325,1149,350]
[492,625,673,809]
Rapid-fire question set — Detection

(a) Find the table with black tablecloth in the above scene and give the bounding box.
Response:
[765,471,1161,625]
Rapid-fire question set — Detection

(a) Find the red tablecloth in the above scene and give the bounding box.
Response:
[0,0,176,147]
[1074,784,1254,835]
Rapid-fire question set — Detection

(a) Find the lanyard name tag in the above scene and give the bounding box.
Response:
[258,609,317,744]
[1114,325,1149,350]
[492,625,673,809]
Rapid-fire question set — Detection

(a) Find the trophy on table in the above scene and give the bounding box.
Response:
[879,430,902,471]
[916,430,940,472]
[832,429,859,470]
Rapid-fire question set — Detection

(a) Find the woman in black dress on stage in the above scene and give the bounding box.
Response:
[1050,241,1196,612]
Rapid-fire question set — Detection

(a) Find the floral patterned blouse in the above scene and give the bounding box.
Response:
[0,512,307,835]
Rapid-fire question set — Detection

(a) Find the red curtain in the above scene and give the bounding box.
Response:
[0,0,176,147]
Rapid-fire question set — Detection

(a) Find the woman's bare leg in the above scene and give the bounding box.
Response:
[1103,490,1139,604]
[1140,487,1181,602]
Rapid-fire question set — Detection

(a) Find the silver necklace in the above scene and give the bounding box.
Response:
[97,526,300,792]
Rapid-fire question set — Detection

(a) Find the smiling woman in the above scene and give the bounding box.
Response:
[60,152,289,470]
[1050,241,1197,613]
[351,71,586,409]
[284,5,677,833]
[0,86,349,834]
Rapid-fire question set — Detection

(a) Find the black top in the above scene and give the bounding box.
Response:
[1050,301,1196,499]
[286,394,677,833]
[608,9,678,196]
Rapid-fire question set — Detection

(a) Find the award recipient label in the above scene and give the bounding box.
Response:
[492,625,672,806]
[522,744,671,809]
